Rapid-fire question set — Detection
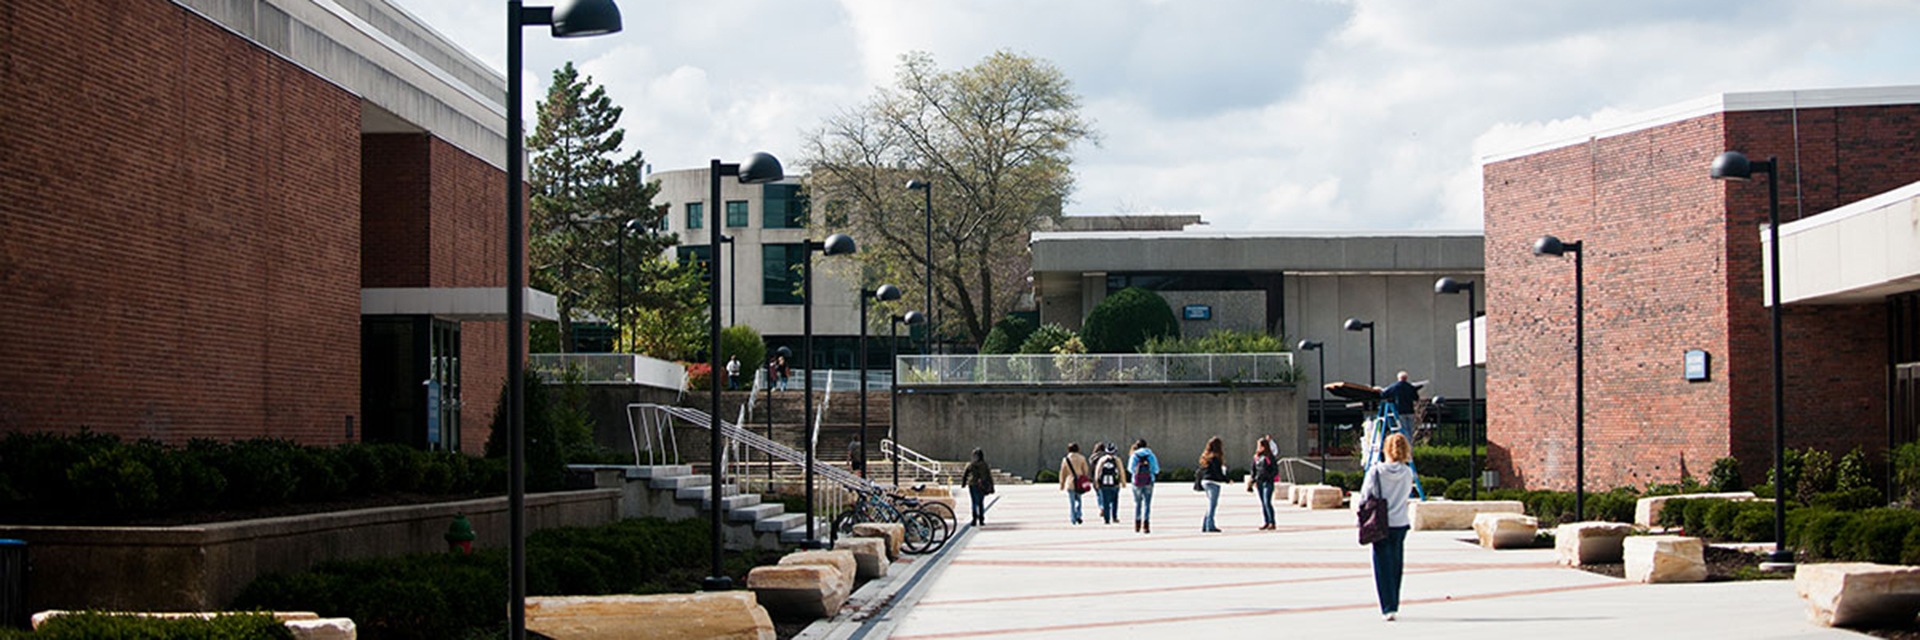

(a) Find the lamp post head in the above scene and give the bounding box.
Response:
[874,284,902,302]
[622,218,648,234]
[737,152,784,184]
[1435,277,1473,295]
[1533,235,1582,257]
[1710,151,1753,182]
[1297,340,1322,351]
[905,180,929,191]
[821,233,858,256]
[903,310,927,325]
[1344,318,1372,332]
[550,0,622,37]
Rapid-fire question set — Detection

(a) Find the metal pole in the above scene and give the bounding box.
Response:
[1469,283,1478,501]
[505,5,528,637]
[616,231,624,347]
[803,240,819,547]
[728,235,737,326]
[1367,327,1376,388]
[1317,350,1327,484]
[923,186,933,355]
[891,318,901,487]
[703,160,730,589]
[1575,243,1585,522]
[1766,158,1790,565]
[860,293,869,479]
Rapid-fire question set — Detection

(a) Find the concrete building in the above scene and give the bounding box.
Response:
[0,0,549,453]
[1482,84,1920,490]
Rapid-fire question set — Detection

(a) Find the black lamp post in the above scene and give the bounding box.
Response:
[905,179,933,355]
[1435,277,1480,500]
[802,233,859,547]
[1712,151,1792,567]
[1297,340,1327,483]
[615,218,646,346]
[719,234,736,326]
[860,284,902,479]
[506,1,619,636]
[704,152,784,590]
[1344,317,1376,387]
[891,310,926,486]
[1533,235,1585,521]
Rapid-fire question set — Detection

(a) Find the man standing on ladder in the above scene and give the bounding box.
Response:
[1379,372,1419,434]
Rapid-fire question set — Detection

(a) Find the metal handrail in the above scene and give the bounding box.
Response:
[636,403,876,493]
[1276,457,1323,485]
[896,352,1298,386]
[879,439,941,481]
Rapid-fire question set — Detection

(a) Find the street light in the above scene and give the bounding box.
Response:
[506,1,619,637]
[1344,317,1376,387]
[1712,151,1792,568]
[802,233,858,547]
[719,234,736,326]
[1533,235,1585,520]
[1435,277,1480,500]
[891,310,927,486]
[1297,340,1327,483]
[704,152,784,590]
[905,179,933,355]
[860,284,903,480]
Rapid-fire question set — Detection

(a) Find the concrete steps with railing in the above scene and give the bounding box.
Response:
[574,464,814,551]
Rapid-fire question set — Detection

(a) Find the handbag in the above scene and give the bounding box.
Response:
[1067,458,1092,494]
[1356,475,1388,545]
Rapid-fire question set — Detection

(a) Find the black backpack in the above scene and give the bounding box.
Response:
[1096,455,1121,487]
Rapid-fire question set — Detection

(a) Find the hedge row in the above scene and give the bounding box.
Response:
[1656,497,1920,565]
[0,612,291,639]
[232,518,770,640]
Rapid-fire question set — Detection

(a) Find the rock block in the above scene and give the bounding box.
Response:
[906,485,951,498]
[1555,522,1634,566]
[834,537,889,580]
[1409,500,1524,531]
[748,565,850,620]
[286,618,358,640]
[1305,485,1345,509]
[1472,512,1539,549]
[527,593,774,639]
[1623,535,1707,583]
[1271,482,1294,502]
[852,522,905,560]
[1634,492,1756,528]
[1796,563,1920,628]
[779,550,856,593]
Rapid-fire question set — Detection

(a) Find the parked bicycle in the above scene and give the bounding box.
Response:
[832,485,951,554]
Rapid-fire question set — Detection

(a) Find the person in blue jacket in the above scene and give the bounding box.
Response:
[1127,439,1160,534]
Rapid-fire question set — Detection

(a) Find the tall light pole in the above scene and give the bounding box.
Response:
[1436,277,1479,500]
[891,310,926,486]
[906,179,933,354]
[1344,317,1376,387]
[506,1,620,636]
[1297,340,1327,484]
[1712,151,1792,568]
[705,152,785,589]
[802,233,859,547]
[1533,236,1585,520]
[615,218,646,347]
[719,234,736,326]
[860,284,902,479]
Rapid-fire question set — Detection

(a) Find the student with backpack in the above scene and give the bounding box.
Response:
[1247,437,1280,530]
[1126,439,1159,534]
[1090,442,1124,524]
[1057,442,1091,525]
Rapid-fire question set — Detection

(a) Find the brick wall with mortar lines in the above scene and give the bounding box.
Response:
[0,0,361,443]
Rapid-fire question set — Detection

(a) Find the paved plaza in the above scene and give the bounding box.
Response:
[863,483,1858,639]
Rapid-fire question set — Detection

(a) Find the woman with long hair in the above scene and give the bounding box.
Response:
[1198,436,1228,532]
[1127,439,1159,534]
[961,448,995,526]
[1247,437,1279,530]
[1360,433,1415,621]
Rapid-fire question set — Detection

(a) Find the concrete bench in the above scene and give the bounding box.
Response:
[852,522,905,560]
[834,537,889,580]
[1409,500,1524,530]
[779,550,857,595]
[1624,535,1707,583]
[1634,492,1757,528]
[1796,563,1920,628]
[1304,485,1345,509]
[32,611,354,639]
[1473,512,1539,549]
[747,564,850,619]
[1555,521,1633,566]
[526,593,774,640]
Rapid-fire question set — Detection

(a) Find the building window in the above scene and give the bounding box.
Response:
[762,243,806,305]
[764,184,807,228]
[726,200,749,227]
[677,245,713,282]
[686,202,704,229]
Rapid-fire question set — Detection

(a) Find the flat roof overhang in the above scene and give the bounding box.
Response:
[361,287,559,321]
[1767,179,1920,306]
[1029,231,1485,274]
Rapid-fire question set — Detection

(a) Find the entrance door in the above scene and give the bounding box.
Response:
[361,316,461,451]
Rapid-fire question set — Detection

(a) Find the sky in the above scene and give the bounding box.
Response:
[390,0,1920,231]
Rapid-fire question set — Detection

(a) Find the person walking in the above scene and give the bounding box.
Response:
[1057,443,1091,525]
[1198,437,1228,532]
[1247,437,1279,530]
[1361,433,1416,621]
[726,355,741,390]
[1090,442,1124,524]
[961,448,994,526]
[1127,439,1159,534]
[848,438,866,478]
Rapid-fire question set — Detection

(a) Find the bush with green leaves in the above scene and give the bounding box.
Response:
[720,325,768,382]
[1078,287,1178,353]
[1017,324,1080,355]
[1707,456,1743,492]
[1836,447,1873,493]
[484,369,568,492]
[1140,329,1290,354]
[0,612,293,639]
[981,316,1037,355]
[1444,477,1474,501]
[1797,448,1835,505]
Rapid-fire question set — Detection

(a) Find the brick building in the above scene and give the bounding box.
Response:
[0,0,549,453]
[1483,86,1920,489]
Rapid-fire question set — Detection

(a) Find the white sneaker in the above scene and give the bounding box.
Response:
[1383,612,1396,622]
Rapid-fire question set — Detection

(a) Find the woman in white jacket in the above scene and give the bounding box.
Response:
[1360,432,1415,621]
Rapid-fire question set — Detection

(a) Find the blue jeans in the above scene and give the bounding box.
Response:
[1132,484,1154,522]
[1067,490,1083,523]
[1372,526,1410,614]
[1256,482,1275,525]
[969,487,987,524]
[1097,487,1120,522]
[1202,481,1222,531]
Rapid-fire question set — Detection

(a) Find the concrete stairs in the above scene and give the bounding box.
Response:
[580,464,816,550]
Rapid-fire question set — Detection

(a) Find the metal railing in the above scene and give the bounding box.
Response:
[1276,457,1323,485]
[880,439,941,483]
[633,402,878,533]
[530,353,687,389]
[895,353,1298,386]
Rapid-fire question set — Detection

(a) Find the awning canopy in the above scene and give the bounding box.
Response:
[360,287,559,321]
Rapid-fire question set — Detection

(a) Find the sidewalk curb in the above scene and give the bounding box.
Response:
[795,497,992,640]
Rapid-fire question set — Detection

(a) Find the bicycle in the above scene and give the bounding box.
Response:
[833,486,950,554]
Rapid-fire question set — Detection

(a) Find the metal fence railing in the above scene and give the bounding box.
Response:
[895,353,1299,386]
[530,353,685,389]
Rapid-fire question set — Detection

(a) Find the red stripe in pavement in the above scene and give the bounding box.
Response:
[948,558,1562,571]
[918,567,1470,607]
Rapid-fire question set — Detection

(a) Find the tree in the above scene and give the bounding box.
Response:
[803,51,1095,347]
[1081,287,1178,353]
[613,257,707,361]
[980,315,1036,354]
[528,62,670,351]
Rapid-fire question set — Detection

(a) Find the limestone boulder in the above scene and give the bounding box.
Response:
[779,550,856,593]
[286,618,357,640]
[1408,501,1524,531]
[1473,513,1539,549]
[1634,492,1757,528]
[852,522,905,560]
[1623,535,1707,583]
[527,593,774,640]
[1796,563,1920,628]
[834,537,889,580]
[1305,485,1345,510]
[1271,482,1294,502]
[1555,521,1634,566]
[1287,485,1304,505]
[748,565,850,619]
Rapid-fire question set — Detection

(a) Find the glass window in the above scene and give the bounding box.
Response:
[762,243,806,305]
[763,184,807,228]
[686,202,703,229]
[726,200,749,227]
[677,245,712,282]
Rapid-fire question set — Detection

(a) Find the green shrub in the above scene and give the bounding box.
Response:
[1730,508,1775,542]
[1895,442,1920,504]
[1158,467,1197,482]
[1798,449,1835,505]
[18,612,294,639]
[1035,469,1059,483]
[484,369,567,492]
[1706,500,1744,538]
[1017,324,1080,355]
[981,316,1036,355]
[1079,287,1178,354]
[1416,476,1447,499]
[1682,499,1719,536]
[1444,478,1473,501]
[1768,448,1805,503]
[1810,487,1883,511]
[1836,447,1873,493]
[1323,470,1361,491]
[1707,457,1743,492]
[1655,498,1692,530]
[66,446,162,517]
[719,325,768,381]
[1410,445,1475,482]
[1140,330,1290,354]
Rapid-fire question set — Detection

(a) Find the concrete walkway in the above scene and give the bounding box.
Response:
[880,483,1857,639]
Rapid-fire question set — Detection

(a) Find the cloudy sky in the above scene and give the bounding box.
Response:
[392,0,1919,231]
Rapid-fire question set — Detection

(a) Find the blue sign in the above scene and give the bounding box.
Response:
[1183,305,1212,320]
[425,380,442,445]
[1684,349,1710,382]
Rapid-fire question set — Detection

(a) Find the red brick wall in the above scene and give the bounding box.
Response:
[428,138,509,454]
[0,0,361,443]
[361,135,432,289]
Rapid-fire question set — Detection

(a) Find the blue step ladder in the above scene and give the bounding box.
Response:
[1363,403,1427,500]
